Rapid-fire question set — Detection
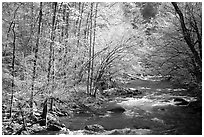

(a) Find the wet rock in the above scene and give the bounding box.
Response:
[105,128,151,135]
[174,98,189,106]
[107,107,125,113]
[31,124,46,132]
[21,130,29,135]
[47,120,65,131]
[47,124,62,131]
[107,128,132,135]
[58,127,70,135]
[50,110,67,117]
[133,125,150,129]
[29,113,40,123]
[4,126,14,135]
[102,88,117,96]
[107,105,125,113]
[47,113,59,122]
[128,88,142,95]
[38,113,65,131]
[57,111,66,116]
[84,124,104,132]
[158,108,165,111]
[68,130,87,135]
[39,119,46,126]
[151,117,164,124]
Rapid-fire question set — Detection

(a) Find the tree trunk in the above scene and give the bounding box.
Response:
[47,2,57,87]
[40,99,48,126]
[87,3,93,95]
[8,3,21,118]
[50,97,54,111]
[30,2,43,112]
[172,2,202,71]
[65,4,70,39]
[75,2,81,36]
[77,3,85,47]
[9,22,16,118]
[84,12,90,40]
[92,3,99,97]
[48,2,57,112]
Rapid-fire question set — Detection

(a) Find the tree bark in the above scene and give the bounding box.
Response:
[84,12,90,40]
[8,3,22,118]
[47,2,57,86]
[87,3,93,94]
[172,2,202,71]
[77,3,85,47]
[65,4,70,39]
[40,99,48,126]
[47,2,57,112]
[75,2,81,36]
[9,22,16,118]
[30,2,43,112]
[92,3,99,97]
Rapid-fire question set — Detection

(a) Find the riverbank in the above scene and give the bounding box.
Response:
[2,78,202,135]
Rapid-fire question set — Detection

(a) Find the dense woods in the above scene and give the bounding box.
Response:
[2,2,202,135]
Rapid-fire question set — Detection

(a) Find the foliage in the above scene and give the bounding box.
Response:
[2,2,202,134]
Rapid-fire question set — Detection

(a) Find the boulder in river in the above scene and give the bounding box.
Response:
[173,98,189,106]
[84,124,104,132]
[38,113,65,131]
[105,103,126,113]
[58,127,70,135]
[47,124,62,131]
[31,123,46,133]
[47,120,65,131]
[105,128,151,135]
[107,106,126,113]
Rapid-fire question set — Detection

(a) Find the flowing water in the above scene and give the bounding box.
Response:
[38,79,202,135]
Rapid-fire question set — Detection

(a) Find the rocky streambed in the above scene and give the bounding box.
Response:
[34,79,202,135]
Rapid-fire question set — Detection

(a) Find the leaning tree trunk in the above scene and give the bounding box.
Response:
[172,2,202,81]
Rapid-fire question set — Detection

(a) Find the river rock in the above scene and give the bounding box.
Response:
[174,98,189,106]
[84,124,104,132]
[58,127,70,135]
[47,119,65,131]
[106,103,126,113]
[130,88,142,95]
[151,117,164,124]
[21,130,29,135]
[31,124,46,132]
[105,128,151,135]
[107,106,125,113]
[38,113,65,131]
[102,88,117,96]
[47,124,62,131]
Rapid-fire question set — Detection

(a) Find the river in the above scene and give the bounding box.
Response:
[36,79,202,135]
